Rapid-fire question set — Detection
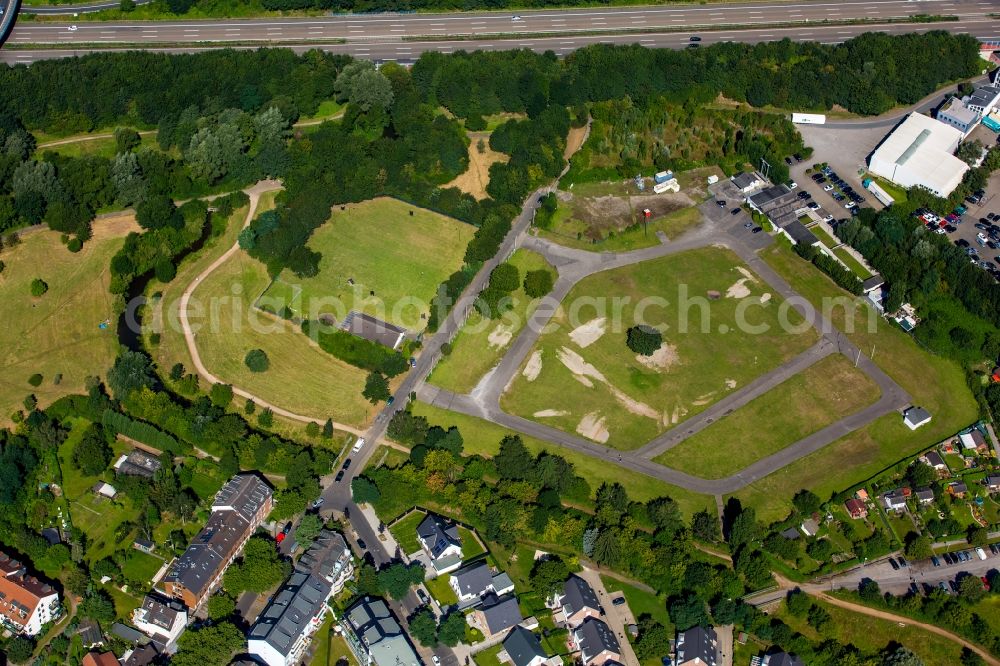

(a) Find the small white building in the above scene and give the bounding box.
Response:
[868,113,969,197]
[903,406,932,431]
[132,595,187,653]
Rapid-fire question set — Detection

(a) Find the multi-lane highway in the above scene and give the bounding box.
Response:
[3,14,1000,64]
[2,0,999,64]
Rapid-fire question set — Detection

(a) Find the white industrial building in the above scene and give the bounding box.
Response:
[867,113,969,197]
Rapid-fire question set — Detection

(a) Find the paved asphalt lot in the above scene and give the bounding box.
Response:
[2,1,999,64]
[824,549,1000,597]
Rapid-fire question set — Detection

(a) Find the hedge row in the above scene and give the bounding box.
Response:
[102,408,187,454]
[301,321,408,377]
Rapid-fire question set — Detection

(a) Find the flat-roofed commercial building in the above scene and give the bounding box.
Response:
[868,113,968,197]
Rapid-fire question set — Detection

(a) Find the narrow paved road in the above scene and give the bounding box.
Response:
[416,184,910,496]
[176,179,366,436]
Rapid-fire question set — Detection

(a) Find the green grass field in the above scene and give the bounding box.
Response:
[70,493,136,563]
[389,510,426,555]
[261,198,473,331]
[775,597,965,666]
[599,576,670,628]
[425,574,459,606]
[500,247,818,450]
[0,219,130,423]
[473,644,504,666]
[121,550,164,584]
[308,615,359,666]
[146,195,373,427]
[458,526,486,560]
[832,247,873,280]
[429,249,554,393]
[35,132,160,160]
[809,225,839,249]
[731,244,979,523]
[540,203,704,253]
[410,402,714,517]
[655,354,881,478]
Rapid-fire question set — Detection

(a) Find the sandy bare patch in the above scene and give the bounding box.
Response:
[736,266,759,284]
[569,317,607,348]
[522,350,543,382]
[534,409,569,418]
[760,293,772,304]
[565,124,588,160]
[635,343,679,372]
[443,132,509,200]
[725,378,737,389]
[92,212,140,240]
[557,347,607,384]
[573,375,595,388]
[488,325,514,350]
[726,278,751,299]
[608,386,662,421]
[577,412,609,443]
[670,405,688,424]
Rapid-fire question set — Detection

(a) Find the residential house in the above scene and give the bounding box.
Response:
[903,407,932,430]
[472,593,524,639]
[121,645,158,666]
[114,449,163,479]
[449,561,514,606]
[986,475,1000,492]
[74,619,105,648]
[82,652,120,666]
[762,652,805,666]
[111,622,151,646]
[732,172,765,194]
[949,481,969,498]
[779,527,800,541]
[883,490,907,511]
[133,538,155,554]
[343,597,420,666]
[132,594,187,653]
[959,429,988,453]
[41,528,61,546]
[922,451,947,472]
[915,488,935,505]
[160,473,273,609]
[500,627,559,666]
[248,530,353,666]
[675,626,718,666]
[966,85,1000,117]
[550,575,601,628]
[855,488,869,501]
[416,513,463,574]
[844,498,867,519]
[572,618,621,666]
[0,552,61,636]
[800,518,820,537]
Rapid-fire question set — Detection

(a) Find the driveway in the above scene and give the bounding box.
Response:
[577,568,641,666]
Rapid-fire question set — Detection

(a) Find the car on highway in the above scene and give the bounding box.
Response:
[511,15,522,20]
[342,458,352,470]
[689,35,702,41]
[335,470,345,482]
[352,437,365,453]
[68,25,78,31]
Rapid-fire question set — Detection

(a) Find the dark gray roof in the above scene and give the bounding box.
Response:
[915,488,934,501]
[765,653,804,666]
[342,311,407,349]
[416,514,461,559]
[116,449,162,478]
[987,474,1000,486]
[677,626,716,666]
[480,593,523,635]
[575,618,620,663]
[862,276,884,291]
[924,451,945,467]
[295,530,351,580]
[41,528,62,546]
[74,619,104,646]
[968,85,1000,108]
[562,575,599,617]
[249,571,331,658]
[452,562,493,597]
[904,407,931,424]
[749,185,796,211]
[122,645,158,666]
[136,595,184,633]
[345,597,420,666]
[732,172,760,189]
[111,623,150,645]
[503,627,546,666]
[212,473,273,522]
[780,527,801,540]
[781,220,818,246]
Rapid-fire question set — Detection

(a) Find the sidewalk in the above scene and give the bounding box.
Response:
[359,504,402,558]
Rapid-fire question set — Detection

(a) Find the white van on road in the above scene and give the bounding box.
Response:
[352,438,365,453]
